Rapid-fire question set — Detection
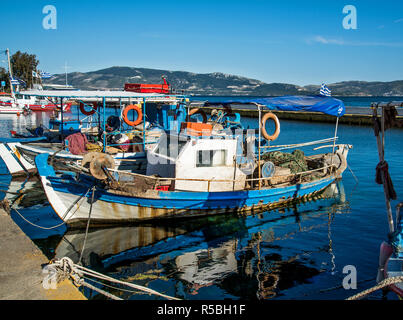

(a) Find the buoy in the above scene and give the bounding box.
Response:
[122,104,143,126]
[261,112,280,141]
[79,102,98,116]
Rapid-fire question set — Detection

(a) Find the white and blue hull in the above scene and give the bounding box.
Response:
[37,153,339,227]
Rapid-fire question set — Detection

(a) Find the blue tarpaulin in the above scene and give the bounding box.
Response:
[206,95,345,117]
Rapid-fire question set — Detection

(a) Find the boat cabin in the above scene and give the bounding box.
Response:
[146,134,247,192]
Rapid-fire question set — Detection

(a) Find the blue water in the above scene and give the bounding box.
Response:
[0,97,402,300]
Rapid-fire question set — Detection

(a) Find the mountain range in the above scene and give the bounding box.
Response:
[43,66,403,96]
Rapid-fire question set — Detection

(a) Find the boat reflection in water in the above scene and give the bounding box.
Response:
[48,180,349,300]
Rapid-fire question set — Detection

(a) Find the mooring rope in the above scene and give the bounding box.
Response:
[346,276,403,300]
[9,184,93,230]
[47,257,180,300]
[78,186,95,265]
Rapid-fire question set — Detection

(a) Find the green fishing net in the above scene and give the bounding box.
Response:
[261,149,308,174]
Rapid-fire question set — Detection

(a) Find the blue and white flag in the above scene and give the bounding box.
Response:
[10,77,26,87]
[319,83,331,97]
[40,71,53,79]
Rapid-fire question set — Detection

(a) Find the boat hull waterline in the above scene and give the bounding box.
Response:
[36,153,338,227]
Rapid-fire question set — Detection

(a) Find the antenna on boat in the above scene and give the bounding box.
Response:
[63,61,71,87]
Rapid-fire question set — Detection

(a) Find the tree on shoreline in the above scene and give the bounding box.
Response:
[0,51,40,91]
[11,51,39,89]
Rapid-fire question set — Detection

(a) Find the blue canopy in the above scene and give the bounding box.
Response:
[205,95,345,117]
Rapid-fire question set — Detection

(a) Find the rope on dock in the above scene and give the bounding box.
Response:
[346,276,403,300]
[47,257,181,300]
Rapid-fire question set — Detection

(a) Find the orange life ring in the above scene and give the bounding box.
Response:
[80,102,98,116]
[187,108,207,123]
[261,112,280,141]
[122,104,143,126]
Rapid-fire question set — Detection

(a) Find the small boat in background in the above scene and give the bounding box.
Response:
[0,93,71,112]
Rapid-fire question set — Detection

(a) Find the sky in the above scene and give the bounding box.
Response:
[1,0,403,86]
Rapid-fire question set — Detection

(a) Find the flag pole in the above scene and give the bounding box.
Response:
[6,48,15,100]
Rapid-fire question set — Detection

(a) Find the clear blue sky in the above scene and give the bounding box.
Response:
[1,0,403,85]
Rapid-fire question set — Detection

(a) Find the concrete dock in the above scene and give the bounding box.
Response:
[0,208,86,300]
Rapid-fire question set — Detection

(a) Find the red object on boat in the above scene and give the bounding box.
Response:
[124,76,170,94]
[155,185,170,191]
[180,122,212,136]
[29,102,72,112]
[28,104,58,111]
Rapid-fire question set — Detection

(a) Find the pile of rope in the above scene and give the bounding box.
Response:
[45,257,181,300]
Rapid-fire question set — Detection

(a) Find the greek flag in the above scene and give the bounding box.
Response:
[10,77,26,87]
[40,71,53,79]
[320,83,331,96]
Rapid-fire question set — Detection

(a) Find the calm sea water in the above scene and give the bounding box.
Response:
[0,96,402,300]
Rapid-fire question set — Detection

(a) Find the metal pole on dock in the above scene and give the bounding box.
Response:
[103,97,106,153]
[60,97,64,148]
[143,98,146,151]
[258,105,261,190]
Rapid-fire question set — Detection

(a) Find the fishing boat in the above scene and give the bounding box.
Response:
[0,49,29,115]
[0,93,71,112]
[35,96,352,227]
[373,101,403,299]
[0,102,26,114]
[0,89,189,176]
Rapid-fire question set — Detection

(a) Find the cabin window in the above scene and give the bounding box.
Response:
[196,149,227,167]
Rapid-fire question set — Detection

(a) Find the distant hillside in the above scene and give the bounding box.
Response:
[43,66,403,96]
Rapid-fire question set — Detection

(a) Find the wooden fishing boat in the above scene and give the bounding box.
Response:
[35,138,351,227]
[373,101,403,299]
[35,95,352,227]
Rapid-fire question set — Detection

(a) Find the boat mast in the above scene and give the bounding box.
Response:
[6,48,15,100]
[64,61,70,88]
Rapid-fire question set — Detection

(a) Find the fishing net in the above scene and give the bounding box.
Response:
[261,149,308,174]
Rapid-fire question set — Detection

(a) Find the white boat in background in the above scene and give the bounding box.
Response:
[0,98,26,114]
[0,92,70,112]
[0,49,28,115]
